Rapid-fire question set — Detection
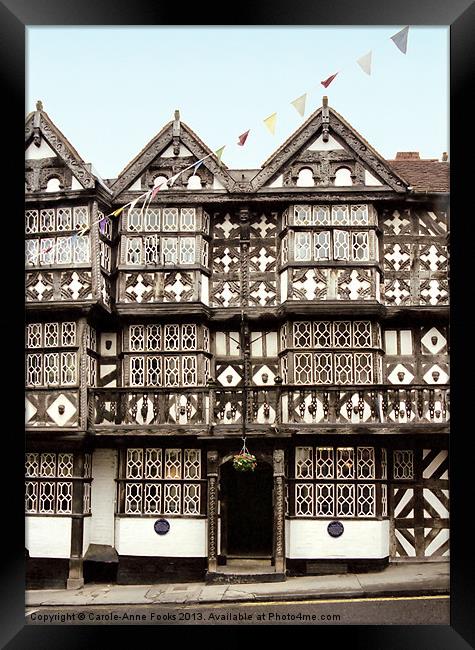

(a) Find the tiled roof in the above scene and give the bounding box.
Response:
[387,160,449,192]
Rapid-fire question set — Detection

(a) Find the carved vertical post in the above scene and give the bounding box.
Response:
[78,317,88,431]
[207,450,219,573]
[67,452,85,589]
[273,449,286,575]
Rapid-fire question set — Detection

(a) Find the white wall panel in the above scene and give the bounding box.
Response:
[90,449,117,546]
[26,517,72,558]
[115,518,207,557]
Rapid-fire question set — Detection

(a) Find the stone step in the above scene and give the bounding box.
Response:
[205,571,286,585]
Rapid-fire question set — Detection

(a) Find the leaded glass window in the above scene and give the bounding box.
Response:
[294,232,312,261]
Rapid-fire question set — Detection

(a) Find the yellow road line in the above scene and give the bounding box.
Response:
[196,595,449,608]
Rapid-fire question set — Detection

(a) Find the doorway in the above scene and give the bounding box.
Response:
[220,460,273,558]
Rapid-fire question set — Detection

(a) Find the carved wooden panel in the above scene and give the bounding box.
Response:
[26,270,93,302]
[382,208,449,306]
[25,390,79,427]
[120,271,199,303]
[210,212,242,307]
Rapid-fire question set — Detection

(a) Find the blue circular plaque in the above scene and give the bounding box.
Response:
[154,519,170,535]
[327,521,344,538]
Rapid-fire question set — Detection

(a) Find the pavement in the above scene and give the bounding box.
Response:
[25,562,449,607]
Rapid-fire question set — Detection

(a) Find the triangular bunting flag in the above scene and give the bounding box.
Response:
[291,94,307,117]
[321,72,338,88]
[237,130,250,146]
[99,216,107,234]
[112,207,125,218]
[391,26,409,54]
[215,146,226,163]
[151,184,162,200]
[357,51,372,75]
[263,113,277,135]
[192,159,204,172]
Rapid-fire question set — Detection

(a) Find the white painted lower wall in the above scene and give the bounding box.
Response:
[285,519,389,559]
[82,516,91,555]
[25,516,72,559]
[90,449,117,546]
[115,518,207,557]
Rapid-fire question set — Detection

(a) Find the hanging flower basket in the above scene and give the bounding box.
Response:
[233,451,257,472]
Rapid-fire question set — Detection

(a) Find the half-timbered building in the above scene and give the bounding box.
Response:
[25,98,449,588]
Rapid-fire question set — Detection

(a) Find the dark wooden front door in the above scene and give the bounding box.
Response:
[221,461,273,557]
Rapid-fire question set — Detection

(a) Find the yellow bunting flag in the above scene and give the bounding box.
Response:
[263,113,277,135]
[112,207,125,218]
[215,146,225,163]
[291,94,307,117]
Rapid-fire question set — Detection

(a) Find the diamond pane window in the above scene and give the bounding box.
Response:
[350,205,369,225]
[314,231,330,260]
[183,484,201,514]
[353,321,372,347]
[61,352,77,385]
[162,208,179,231]
[25,482,38,513]
[314,353,333,383]
[184,449,201,479]
[27,323,42,348]
[313,205,331,225]
[203,326,210,352]
[294,231,311,261]
[382,483,388,517]
[147,325,161,351]
[128,208,142,232]
[39,482,56,513]
[295,484,314,516]
[281,235,288,264]
[295,447,314,478]
[73,206,89,229]
[293,322,312,348]
[180,237,196,264]
[44,352,60,385]
[333,322,352,348]
[181,208,196,231]
[25,239,39,265]
[381,448,387,480]
[57,208,72,231]
[293,205,313,225]
[144,235,160,264]
[163,484,181,514]
[352,232,369,261]
[336,448,355,479]
[62,322,76,346]
[40,238,55,264]
[357,447,375,479]
[144,450,162,481]
[40,453,57,477]
[73,236,90,263]
[316,484,334,516]
[336,484,355,516]
[162,237,178,264]
[125,483,143,513]
[393,450,414,479]
[315,448,334,478]
[126,238,142,264]
[144,208,161,231]
[40,209,55,232]
[165,449,182,479]
[146,356,162,386]
[126,449,143,479]
[354,353,373,383]
[332,205,350,225]
[164,325,179,351]
[144,484,162,513]
[333,230,350,260]
[25,453,40,477]
[294,353,313,384]
[130,357,145,386]
[334,353,353,384]
[26,353,42,386]
[44,323,59,347]
[164,357,180,386]
[25,209,39,234]
[313,321,332,347]
[129,326,145,351]
[55,237,72,264]
[182,356,197,386]
[357,484,375,517]
[56,482,73,513]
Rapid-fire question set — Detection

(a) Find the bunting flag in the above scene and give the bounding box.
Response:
[357,51,372,75]
[321,72,338,88]
[237,130,250,146]
[263,113,277,135]
[291,93,307,117]
[99,216,107,234]
[215,146,225,163]
[192,159,204,172]
[112,207,125,218]
[391,26,409,54]
[167,172,182,187]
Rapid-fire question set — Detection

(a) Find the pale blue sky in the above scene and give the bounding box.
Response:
[26,26,449,179]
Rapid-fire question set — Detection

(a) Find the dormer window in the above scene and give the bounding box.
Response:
[296,168,314,187]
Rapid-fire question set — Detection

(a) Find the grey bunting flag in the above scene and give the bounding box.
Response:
[391,26,409,54]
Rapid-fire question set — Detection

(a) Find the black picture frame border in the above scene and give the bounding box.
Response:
[1,0,473,646]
